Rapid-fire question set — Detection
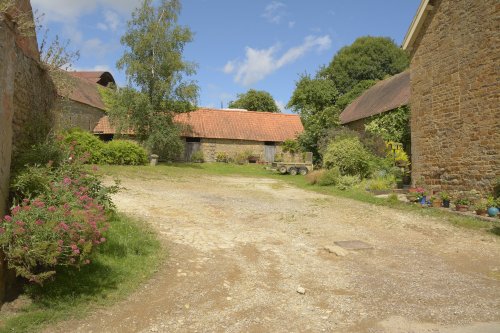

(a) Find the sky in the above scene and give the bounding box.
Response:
[31,0,421,113]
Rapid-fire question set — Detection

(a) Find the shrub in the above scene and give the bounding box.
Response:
[305,170,324,185]
[190,150,204,163]
[365,175,396,191]
[215,152,229,163]
[317,167,341,186]
[337,175,361,190]
[11,140,66,173]
[323,137,374,178]
[1,143,118,283]
[63,129,105,164]
[102,140,148,165]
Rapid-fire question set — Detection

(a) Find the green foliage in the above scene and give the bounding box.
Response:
[102,140,148,165]
[317,167,341,186]
[215,152,230,163]
[319,36,409,94]
[282,139,301,155]
[11,139,66,174]
[323,137,374,178]
[365,106,411,151]
[64,129,105,164]
[190,150,204,163]
[113,0,198,160]
[365,175,396,191]
[337,175,361,191]
[228,89,279,112]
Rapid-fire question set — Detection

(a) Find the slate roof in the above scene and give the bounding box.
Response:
[94,109,304,142]
[340,71,410,125]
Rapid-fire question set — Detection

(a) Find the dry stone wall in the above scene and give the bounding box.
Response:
[54,100,105,132]
[410,0,499,194]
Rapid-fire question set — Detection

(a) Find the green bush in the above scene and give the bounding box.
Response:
[11,139,66,173]
[323,137,374,178]
[102,140,148,165]
[317,167,341,186]
[365,175,396,191]
[215,152,229,163]
[190,150,205,163]
[64,129,105,164]
[337,175,361,190]
[305,170,324,185]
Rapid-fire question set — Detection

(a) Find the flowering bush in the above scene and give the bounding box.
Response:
[1,139,117,284]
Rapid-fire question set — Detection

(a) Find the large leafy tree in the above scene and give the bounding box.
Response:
[112,0,198,160]
[228,89,279,112]
[319,36,409,95]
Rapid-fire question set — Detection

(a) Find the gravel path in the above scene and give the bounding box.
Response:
[47,174,500,333]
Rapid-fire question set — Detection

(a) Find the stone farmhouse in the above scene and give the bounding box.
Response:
[94,109,304,162]
[403,0,499,194]
[54,71,115,132]
[340,71,410,133]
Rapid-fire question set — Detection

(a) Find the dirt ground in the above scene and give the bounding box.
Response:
[46,174,500,333]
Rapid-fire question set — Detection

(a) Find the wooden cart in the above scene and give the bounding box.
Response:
[271,162,314,175]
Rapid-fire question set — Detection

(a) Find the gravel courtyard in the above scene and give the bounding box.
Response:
[47,173,500,333]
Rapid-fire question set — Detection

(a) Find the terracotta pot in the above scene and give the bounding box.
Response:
[476,209,487,216]
[432,200,442,208]
[455,204,469,212]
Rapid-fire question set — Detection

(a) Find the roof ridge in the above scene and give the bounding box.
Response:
[195,108,298,117]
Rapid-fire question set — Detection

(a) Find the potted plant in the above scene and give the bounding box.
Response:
[431,196,442,208]
[415,188,427,205]
[455,197,471,212]
[473,199,488,216]
[487,196,499,217]
[440,192,451,208]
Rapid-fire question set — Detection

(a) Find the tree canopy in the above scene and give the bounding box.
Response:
[319,36,409,95]
[109,0,198,160]
[228,89,279,112]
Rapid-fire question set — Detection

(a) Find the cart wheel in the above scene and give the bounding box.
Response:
[299,167,308,176]
[278,166,287,174]
[289,167,298,176]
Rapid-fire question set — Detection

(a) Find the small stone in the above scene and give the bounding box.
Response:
[184,304,190,309]
[297,286,306,294]
[324,245,348,257]
[150,327,158,332]
[226,297,232,300]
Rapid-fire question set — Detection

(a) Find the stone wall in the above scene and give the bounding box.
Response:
[54,99,105,132]
[410,0,499,194]
[196,139,283,163]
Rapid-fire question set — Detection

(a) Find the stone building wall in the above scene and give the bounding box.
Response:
[410,0,499,194]
[54,99,105,132]
[195,139,283,163]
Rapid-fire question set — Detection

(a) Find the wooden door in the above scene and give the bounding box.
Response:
[264,145,276,163]
[185,142,201,161]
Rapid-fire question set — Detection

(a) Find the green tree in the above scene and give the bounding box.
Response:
[228,89,279,112]
[113,0,198,160]
[319,36,409,95]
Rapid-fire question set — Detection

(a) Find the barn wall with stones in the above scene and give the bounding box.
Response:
[409,0,499,194]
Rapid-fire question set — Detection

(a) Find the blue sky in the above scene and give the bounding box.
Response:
[31,0,420,112]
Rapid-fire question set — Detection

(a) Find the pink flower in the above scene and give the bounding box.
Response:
[73,248,80,255]
[84,259,91,264]
[15,221,25,227]
[70,244,78,250]
[3,215,12,222]
[22,198,30,204]
[100,237,106,243]
[48,206,57,212]
[0,227,5,234]
[35,219,44,226]
[58,222,69,231]
[63,177,72,185]
[57,246,62,252]
[12,206,20,214]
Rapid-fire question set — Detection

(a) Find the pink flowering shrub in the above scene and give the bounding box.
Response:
[2,138,118,283]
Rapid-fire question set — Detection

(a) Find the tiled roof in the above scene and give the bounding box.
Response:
[69,71,116,86]
[340,71,410,124]
[68,75,107,110]
[93,116,134,135]
[175,109,304,142]
[94,109,304,142]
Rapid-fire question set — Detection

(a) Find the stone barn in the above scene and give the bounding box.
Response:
[175,109,304,162]
[403,0,499,194]
[54,71,115,132]
[340,71,410,133]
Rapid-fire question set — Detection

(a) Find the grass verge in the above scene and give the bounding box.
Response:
[100,163,500,235]
[0,213,163,333]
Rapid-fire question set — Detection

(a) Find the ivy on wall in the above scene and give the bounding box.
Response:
[364,106,411,152]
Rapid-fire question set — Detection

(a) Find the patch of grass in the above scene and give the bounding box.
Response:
[0,213,162,333]
[100,163,500,234]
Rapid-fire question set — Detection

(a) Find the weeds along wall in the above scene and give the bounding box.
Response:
[0,0,56,302]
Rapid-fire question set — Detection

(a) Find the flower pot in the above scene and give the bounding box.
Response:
[402,175,411,185]
[432,200,442,208]
[455,204,469,212]
[419,196,427,205]
[406,194,418,202]
[442,200,450,208]
[475,209,487,216]
[487,207,499,217]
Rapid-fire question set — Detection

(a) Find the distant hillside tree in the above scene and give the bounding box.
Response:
[228,89,279,112]
[114,0,198,160]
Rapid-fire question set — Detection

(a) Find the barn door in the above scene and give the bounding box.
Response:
[185,142,201,161]
[264,143,276,163]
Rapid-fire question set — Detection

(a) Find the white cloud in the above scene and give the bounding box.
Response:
[97,10,121,32]
[32,0,140,23]
[288,21,295,28]
[276,100,286,112]
[73,64,111,72]
[262,1,286,24]
[224,35,332,86]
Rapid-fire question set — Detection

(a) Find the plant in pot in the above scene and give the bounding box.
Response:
[473,199,488,216]
[486,196,499,217]
[454,197,471,212]
[415,188,428,205]
[440,192,451,208]
[431,195,443,208]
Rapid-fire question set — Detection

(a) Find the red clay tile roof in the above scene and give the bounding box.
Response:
[94,109,304,142]
[175,109,304,142]
[68,75,107,110]
[69,71,116,86]
[93,116,134,135]
[340,71,410,124]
